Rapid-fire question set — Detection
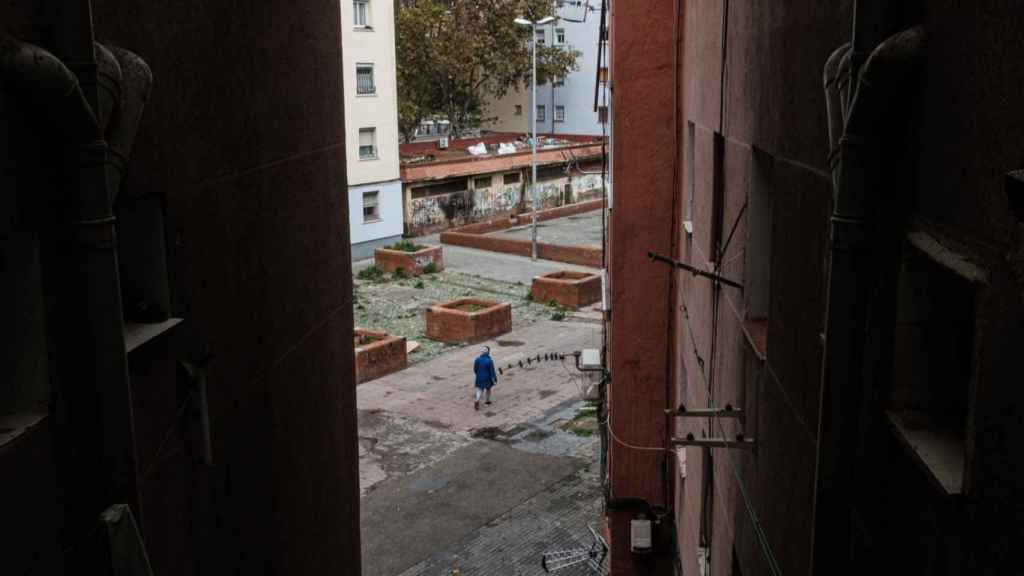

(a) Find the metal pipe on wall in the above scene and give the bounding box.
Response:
[812,24,925,572]
[2,17,148,553]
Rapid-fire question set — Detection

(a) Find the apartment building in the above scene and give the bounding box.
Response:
[486,1,606,137]
[342,0,404,259]
[603,1,1024,575]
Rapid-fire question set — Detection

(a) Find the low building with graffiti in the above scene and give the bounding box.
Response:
[400,133,605,237]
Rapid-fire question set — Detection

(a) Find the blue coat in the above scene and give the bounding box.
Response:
[474,353,497,389]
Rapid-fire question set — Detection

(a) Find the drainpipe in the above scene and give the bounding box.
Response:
[93,43,122,133]
[105,46,153,200]
[1,32,141,546]
[812,26,925,571]
[823,43,851,183]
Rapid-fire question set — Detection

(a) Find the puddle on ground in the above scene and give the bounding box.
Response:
[496,340,525,347]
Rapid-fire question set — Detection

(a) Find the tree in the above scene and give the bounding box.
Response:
[396,0,580,141]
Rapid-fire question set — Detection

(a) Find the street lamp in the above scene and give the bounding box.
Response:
[515,15,556,261]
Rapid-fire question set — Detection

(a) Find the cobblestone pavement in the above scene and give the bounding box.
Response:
[354,269,597,365]
[395,459,606,576]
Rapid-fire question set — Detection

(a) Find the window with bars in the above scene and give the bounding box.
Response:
[362,191,380,222]
[359,128,377,159]
[356,64,375,95]
[537,105,546,122]
[555,28,566,45]
[354,0,370,27]
[554,105,565,123]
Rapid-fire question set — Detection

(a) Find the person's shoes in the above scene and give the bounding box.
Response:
[474,401,479,411]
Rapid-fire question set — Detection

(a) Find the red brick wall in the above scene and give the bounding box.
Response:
[374,245,444,276]
[355,331,408,384]
[425,300,513,344]
[605,0,679,574]
[530,272,601,309]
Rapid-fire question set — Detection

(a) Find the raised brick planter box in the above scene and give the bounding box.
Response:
[530,270,602,309]
[425,298,512,344]
[354,329,408,384]
[374,244,444,276]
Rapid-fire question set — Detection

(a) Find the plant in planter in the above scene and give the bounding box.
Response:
[374,241,445,276]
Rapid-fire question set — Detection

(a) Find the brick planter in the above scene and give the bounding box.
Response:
[531,270,602,309]
[425,298,512,344]
[374,243,444,276]
[354,329,408,384]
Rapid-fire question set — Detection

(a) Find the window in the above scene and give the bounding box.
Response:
[554,105,565,123]
[535,29,545,46]
[473,176,491,190]
[537,105,546,122]
[743,147,774,359]
[503,172,521,185]
[354,0,370,27]
[537,165,564,181]
[555,28,566,45]
[356,64,375,95]
[683,121,695,235]
[888,235,980,495]
[410,178,468,199]
[362,191,380,222]
[359,128,377,159]
[514,104,523,116]
[597,105,608,124]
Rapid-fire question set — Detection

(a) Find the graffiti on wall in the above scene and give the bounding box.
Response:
[406,172,606,235]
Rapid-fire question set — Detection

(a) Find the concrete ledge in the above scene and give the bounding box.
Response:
[531,270,601,309]
[355,329,408,384]
[425,298,512,344]
[374,244,444,276]
[439,200,604,268]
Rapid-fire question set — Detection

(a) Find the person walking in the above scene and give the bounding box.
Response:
[473,346,497,411]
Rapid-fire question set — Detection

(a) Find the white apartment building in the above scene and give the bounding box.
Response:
[486,1,607,137]
[341,0,404,260]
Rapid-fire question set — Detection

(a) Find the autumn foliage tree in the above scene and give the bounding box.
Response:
[396,0,580,141]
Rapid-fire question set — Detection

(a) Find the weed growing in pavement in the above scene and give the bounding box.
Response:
[357,265,385,282]
[414,280,425,289]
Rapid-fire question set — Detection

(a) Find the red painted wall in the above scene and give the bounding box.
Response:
[606,0,680,573]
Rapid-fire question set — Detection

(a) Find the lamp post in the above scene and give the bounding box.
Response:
[515,15,555,261]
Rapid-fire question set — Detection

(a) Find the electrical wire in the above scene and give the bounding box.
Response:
[680,290,783,576]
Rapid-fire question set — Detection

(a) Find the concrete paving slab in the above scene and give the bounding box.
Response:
[489,210,604,248]
[359,409,473,496]
[395,464,606,576]
[357,321,602,435]
[360,441,584,576]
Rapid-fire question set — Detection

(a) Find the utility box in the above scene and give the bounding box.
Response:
[580,348,602,370]
[630,517,653,553]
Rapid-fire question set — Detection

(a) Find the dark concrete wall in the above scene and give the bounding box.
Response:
[677,2,851,575]
[86,2,361,573]
[607,0,1024,575]
[1,1,359,574]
